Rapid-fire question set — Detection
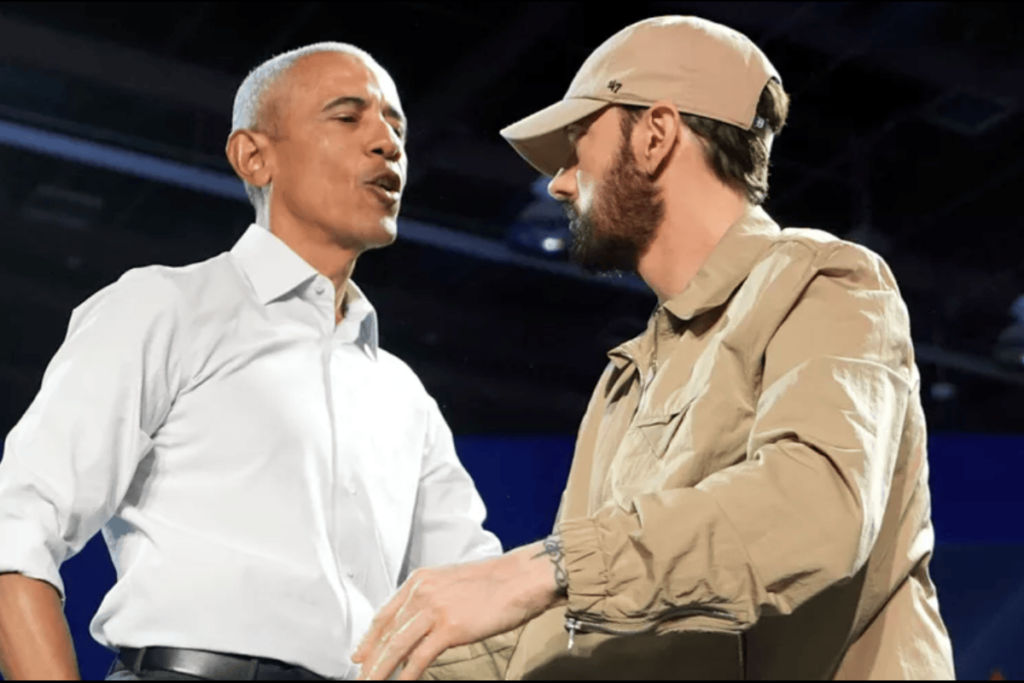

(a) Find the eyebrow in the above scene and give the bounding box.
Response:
[322,96,407,134]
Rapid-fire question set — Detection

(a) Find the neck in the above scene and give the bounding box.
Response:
[637,174,748,304]
[263,206,359,324]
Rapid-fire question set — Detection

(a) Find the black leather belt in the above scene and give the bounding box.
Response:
[116,646,329,681]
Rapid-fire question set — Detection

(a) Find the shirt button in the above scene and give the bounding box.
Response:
[314,285,325,296]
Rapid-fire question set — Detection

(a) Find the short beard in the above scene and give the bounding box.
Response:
[563,120,665,274]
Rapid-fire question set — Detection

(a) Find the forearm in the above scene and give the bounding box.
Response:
[354,536,570,680]
[528,536,568,598]
[489,539,567,617]
[411,540,564,679]
[556,441,872,632]
[0,573,80,680]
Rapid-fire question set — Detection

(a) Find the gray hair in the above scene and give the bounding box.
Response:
[230,42,381,228]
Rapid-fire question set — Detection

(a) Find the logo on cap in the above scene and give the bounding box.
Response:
[607,80,622,94]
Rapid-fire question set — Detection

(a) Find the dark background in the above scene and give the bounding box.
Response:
[0,2,1022,680]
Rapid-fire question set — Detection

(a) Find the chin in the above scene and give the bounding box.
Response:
[364,219,398,249]
[381,215,399,241]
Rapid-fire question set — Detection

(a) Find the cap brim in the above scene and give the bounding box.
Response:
[500,98,610,177]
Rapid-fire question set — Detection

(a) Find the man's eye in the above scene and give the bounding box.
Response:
[335,116,357,123]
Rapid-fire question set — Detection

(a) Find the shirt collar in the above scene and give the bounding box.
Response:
[662,203,780,322]
[230,223,380,361]
[338,279,380,362]
[230,224,319,305]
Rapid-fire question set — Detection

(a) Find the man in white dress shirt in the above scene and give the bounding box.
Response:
[0,42,502,681]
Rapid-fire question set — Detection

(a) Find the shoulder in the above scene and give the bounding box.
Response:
[72,265,180,324]
[69,252,235,334]
[761,227,899,293]
[148,251,246,310]
[763,227,913,358]
[375,347,434,401]
[735,223,910,357]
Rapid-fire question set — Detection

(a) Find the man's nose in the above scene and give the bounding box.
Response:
[547,166,576,202]
[370,121,402,162]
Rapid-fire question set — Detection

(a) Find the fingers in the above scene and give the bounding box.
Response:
[358,610,433,680]
[353,581,411,663]
[394,633,449,681]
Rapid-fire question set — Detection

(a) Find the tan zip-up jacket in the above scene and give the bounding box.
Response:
[426,205,955,680]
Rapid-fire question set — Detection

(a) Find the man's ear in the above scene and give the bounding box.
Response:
[226,129,274,190]
[637,100,682,178]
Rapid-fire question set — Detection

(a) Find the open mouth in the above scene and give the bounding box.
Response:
[366,183,399,206]
[368,170,401,190]
[365,171,402,207]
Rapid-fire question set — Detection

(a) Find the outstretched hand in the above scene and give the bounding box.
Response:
[352,540,565,680]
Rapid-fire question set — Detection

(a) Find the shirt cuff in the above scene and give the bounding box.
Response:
[557,516,607,614]
[0,518,67,604]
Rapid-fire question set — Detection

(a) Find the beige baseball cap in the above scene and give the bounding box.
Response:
[500,16,781,177]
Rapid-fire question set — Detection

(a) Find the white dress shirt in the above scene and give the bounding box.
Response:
[0,224,502,679]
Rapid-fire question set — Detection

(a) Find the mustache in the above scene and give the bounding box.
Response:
[560,200,583,227]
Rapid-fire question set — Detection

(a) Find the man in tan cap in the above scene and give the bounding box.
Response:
[352,16,956,680]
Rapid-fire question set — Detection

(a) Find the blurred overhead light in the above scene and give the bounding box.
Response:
[930,381,958,402]
[1011,294,1024,324]
[541,236,566,253]
[506,174,571,259]
[506,220,571,260]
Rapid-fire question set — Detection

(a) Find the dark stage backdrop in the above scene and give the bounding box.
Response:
[1,433,1021,680]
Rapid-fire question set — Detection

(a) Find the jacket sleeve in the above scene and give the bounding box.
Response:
[557,242,914,631]
[0,269,188,602]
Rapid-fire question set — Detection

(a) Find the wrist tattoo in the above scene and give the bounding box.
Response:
[535,533,569,594]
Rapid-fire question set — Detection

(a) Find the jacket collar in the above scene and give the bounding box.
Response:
[662,203,780,322]
[608,204,780,370]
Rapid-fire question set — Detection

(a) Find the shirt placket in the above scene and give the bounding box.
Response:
[329,351,370,587]
[591,314,658,509]
[311,278,355,585]
[322,290,381,594]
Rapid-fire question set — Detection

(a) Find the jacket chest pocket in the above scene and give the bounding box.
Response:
[630,394,753,492]
[603,398,701,506]
[635,396,697,459]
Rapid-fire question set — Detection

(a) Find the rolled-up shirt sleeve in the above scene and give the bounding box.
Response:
[0,268,187,601]
[558,242,914,630]
[400,398,502,579]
